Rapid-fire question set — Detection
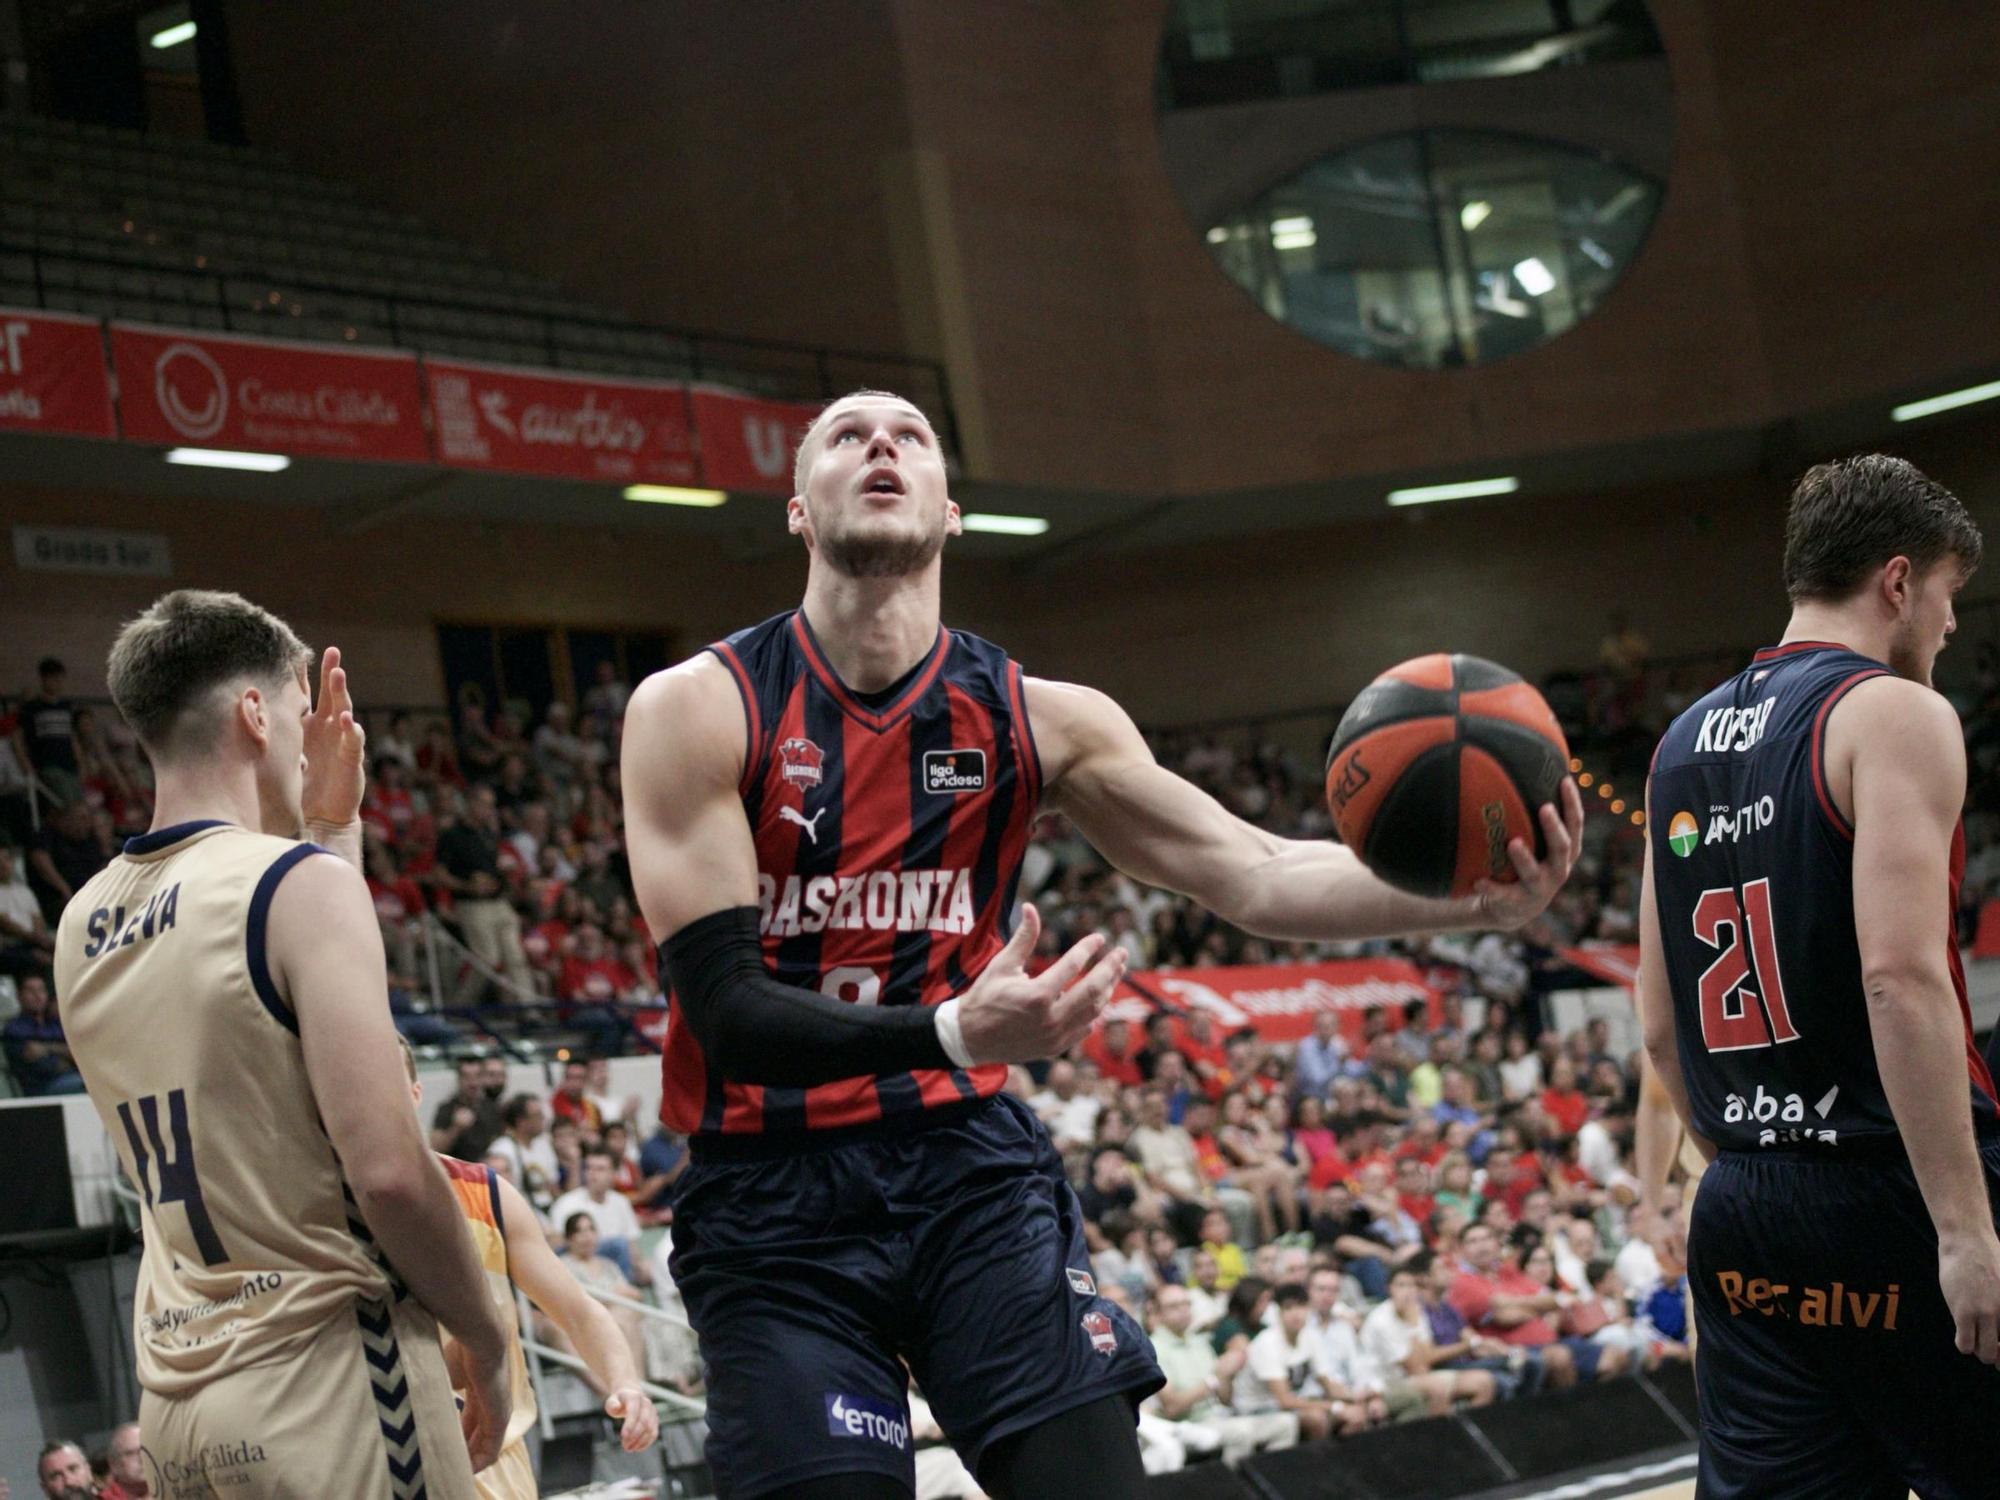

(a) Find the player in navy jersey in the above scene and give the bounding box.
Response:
[622,390,1583,1500]
[1638,455,2000,1498]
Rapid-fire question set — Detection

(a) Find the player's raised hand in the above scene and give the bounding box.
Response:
[1940,1230,2000,1365]
[958,903,1128,1063]
[606,1386,661,1451]
[301,645,368,828]
[1472,775,1585,928]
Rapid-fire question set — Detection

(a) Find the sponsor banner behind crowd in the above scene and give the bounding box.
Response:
[1558,945,1641,989]
[689,387,821,494]
[425,357,699,484]
[109,323,430,462]
[633,958,1445,1054]
[0,307,116,438]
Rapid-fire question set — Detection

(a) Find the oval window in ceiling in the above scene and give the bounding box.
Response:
[1203,130,1663,369]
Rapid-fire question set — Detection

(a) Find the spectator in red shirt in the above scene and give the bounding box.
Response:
[1447,1223,1576,1389]
[1539,1056,1589,1139]
[550,1058,604,1135]
[98,1422,146,1499]
[1177,1011,1229,1099]
[364,832,428,979]
[1394,1156,1436,1232]
[558,923,633,1006]
[1082,1016,1144,1087]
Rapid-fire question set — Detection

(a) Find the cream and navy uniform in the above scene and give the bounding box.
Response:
[439,1155,539,1500]
[55,820,476,1500]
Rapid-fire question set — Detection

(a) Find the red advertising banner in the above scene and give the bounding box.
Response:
[1105,958,1446,1046]
[690,386,819,494]
[0,307,115,438]
[425,357,698,484]
[1558,945,1641,989]
[109,323,429,462]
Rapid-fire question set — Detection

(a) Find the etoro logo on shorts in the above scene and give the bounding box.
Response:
[1668,810,1700,857]
[825,1393,909,1449]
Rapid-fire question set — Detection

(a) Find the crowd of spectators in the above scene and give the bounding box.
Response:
[30,1423,142,1498]
[11,614,2000,1489]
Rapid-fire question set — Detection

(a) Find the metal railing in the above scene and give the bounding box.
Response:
[0,234,960,452]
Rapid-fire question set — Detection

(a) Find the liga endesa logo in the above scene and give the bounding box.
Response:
[154,342,228,440]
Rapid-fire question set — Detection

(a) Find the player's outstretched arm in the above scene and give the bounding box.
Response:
[271,853,513,1464]
[491,1172,658,1452]
[1839,675,2000,1364]
[623,660,1123,1082]
[1028,679,1581,942]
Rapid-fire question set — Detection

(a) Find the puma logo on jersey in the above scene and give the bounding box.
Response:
[1694,699,1775,754]
[756,869,976,938]
[778,806,826,844]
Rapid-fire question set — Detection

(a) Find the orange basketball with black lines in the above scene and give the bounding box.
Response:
[1325,654,1569,899]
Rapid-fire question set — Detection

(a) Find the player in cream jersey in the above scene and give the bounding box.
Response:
[55,590,511,1499]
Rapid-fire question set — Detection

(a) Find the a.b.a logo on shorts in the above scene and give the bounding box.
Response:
[1066,1267,1096,1297]
[923,749,987,795]
[1668,811,1700,857]
[825,1393,909,1449]
[1082,1310,1118,1356]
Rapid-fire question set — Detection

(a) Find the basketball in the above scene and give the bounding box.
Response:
[1324,654,1570,899]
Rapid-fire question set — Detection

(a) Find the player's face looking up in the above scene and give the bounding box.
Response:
[788,394,959,578]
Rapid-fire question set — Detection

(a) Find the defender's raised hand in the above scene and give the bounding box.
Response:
[302,645,368,830]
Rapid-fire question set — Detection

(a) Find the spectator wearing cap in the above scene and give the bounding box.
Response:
[5,975,82,1095]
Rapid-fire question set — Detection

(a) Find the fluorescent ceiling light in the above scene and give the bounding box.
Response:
[624,484,727,506]
[1513,257,1556,296]
[1387,476,1519,507]
[1892,379,2000,423]
[1460,200,1491,231]
[1270,214,1316,251]
[165,447,288,472]
[1205,226,1228,245]
[961,512,1049,536]
[150,20,197,48]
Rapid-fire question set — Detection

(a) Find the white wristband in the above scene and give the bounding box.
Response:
[933,998,977,1069]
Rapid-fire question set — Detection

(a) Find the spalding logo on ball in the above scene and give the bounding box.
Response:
[1325,653,1569,899]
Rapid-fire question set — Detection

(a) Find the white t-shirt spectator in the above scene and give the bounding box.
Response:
[1360,1299,1433,1378]
[487,1133,559,1206]
[547,1185,641,1244]
[1615,1235,1663,1304]
[0,873,42,936]
[1498,1052,1544,1102]
[1312,1314,1385,1395]
[1577,1118,1622,1187]
[1029,1088,1101,1147]
[1248,1324,1325,1402]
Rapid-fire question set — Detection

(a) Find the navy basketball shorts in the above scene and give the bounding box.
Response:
[670,1093,1165,1498]
[1689,1140,2000,1500]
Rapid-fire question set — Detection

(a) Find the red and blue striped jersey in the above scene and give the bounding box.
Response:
[658,610,1041,1139]
[1648,641,1997,1153]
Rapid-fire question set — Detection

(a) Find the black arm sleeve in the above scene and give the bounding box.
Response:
[661,906,954,1086]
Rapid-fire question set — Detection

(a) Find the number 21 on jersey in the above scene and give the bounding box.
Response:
[1692,878,1801,1052]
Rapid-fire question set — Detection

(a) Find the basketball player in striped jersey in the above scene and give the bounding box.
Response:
[392,1040,657,1499]
[624,390,1585,1500]
[54,591,510,1499]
